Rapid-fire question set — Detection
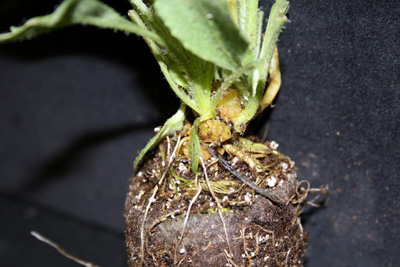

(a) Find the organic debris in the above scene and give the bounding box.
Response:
[125,134,326,266]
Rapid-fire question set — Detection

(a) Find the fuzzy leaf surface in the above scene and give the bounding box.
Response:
[0,0,161,43]
[258,0,289,83]
[234,0,289,132]
[154,0,249,70]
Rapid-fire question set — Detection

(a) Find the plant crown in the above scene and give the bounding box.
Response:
[0,0,289,173]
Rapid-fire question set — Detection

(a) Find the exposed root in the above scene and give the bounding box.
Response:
[166,136,172,161]
[128,133,313,266]
[288,180,329,251]
[174,182,202,265]
[241,228,259,261]
[140,134,181,266]
[209,147,285,205]
[201,157,237,266]
[224,249,240,267]
[289,180,329,209]
[31,231,98,267]
[170,167,239,195]
[252,224,280,267]
[285,248,292,266]
[176,257,187,267]
[140,185,159,266]
[148,208,185,233]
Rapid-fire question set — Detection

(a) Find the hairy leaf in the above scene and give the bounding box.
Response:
[0,0,161,43]
[154,0,249,70]
[134,104,186,171]
[128,9,201,114]
[258,0,289,83]
[238,0,259,65]
[234,0,289,132]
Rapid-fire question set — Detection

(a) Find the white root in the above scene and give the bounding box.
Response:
[174,184,202,264]
[201,157,237,265]
[140,134,181,266]
[140,185,159,266]
[31,231,98,267]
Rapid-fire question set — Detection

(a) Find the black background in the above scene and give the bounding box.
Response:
[0,0,399,266]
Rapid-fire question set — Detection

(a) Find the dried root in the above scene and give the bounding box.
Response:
[127,132,326,267]
[31,231,98,267]
[201,157,236,264]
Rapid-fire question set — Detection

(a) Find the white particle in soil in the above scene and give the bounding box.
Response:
[264,255,270,261]
[161,161,166,167]
[270,141,279,150]
[210,202,214,207]
[136,190,145,200]
[244,193,252,203]
[282,162,288,170]
[232,157,239,165]
[250,252,255,257]
[178,162,187,172]
[241,254,246,259]
[138,172,143,177]
[179,247,186,254]
[267,176,277,187]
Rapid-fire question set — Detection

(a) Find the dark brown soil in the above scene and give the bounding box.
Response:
[125,135,309,266]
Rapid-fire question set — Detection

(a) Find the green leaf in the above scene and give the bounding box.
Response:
[234,0,290,132]
[154,0,249,70]
[238,0,259,65]
[134,104,186,171]
[189,119,201,174]
[258,0,289,83]
[128,9,200,113]
[233,88,263,132]
[0,0,162,44]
